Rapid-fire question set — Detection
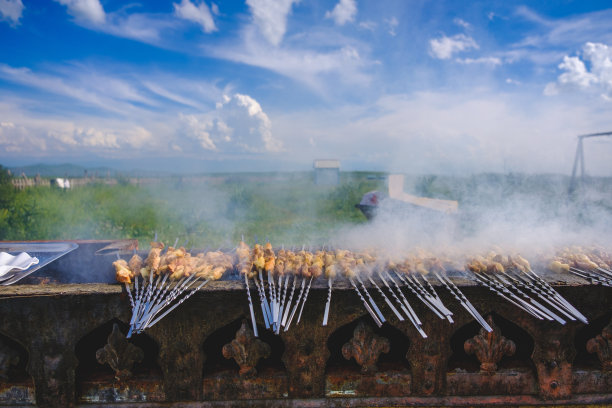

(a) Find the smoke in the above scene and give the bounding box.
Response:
[329,173,612,264]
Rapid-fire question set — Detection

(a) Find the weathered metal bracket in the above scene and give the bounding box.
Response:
[222,320,271,378]
[464,315,516,374]
[342,322,390,374]
[95,323,144,381]
[587,318,612,371]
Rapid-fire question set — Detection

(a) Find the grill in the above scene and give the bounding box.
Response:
[0,239,611,407]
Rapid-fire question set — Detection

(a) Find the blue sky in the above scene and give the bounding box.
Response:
[0,0,611,174]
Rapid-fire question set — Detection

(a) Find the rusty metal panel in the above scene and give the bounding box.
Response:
[0,383,35,405]
[79,379,165,403]
[325,368,411,397]
[202,370,288,400]
[446,368,537,396]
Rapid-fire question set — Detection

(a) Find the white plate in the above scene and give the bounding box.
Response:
[0,252,40,277]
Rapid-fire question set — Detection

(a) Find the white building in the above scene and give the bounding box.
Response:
[313,160,340,185]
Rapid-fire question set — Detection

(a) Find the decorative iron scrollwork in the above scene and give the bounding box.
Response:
[96,323,144,381]
[587,318,612,371]
[464,315,515,374]
[342,321,390,373]
[222,320,271,377]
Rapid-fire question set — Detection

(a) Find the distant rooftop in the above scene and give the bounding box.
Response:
[313,159,340,169]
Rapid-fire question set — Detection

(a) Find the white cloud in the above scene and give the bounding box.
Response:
[179,93,282,153]
[143,81,205,110]
[0,0,24,26]
[179,113,218,150]
[56,0,105,25]
[514,7,612,51]
[545,42,612,99]
[246,0,299,46]
[54,1,182,46]
[0,63,160,115]
[583,42,612,89]
[209,26,371,94]
[229,93,281,152]
[384,16,398,36]
[429,33,478,60]
[456,56,502,66]
[272,91,612,175]
[358,20,377,32]
[0,114,154,155]
[325,0,357,26]
[0,62,229,130]
[558,56,597,88]
[453,17,471,29]
[173,0,217,33]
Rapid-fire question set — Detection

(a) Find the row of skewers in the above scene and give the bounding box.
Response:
[550,246,612,288]
[113,241,609,339]
[235,242,461,338]
[465,253,588,325]
[113,240,232,337]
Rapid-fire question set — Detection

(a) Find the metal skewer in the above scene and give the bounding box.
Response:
[244,274,259,337]
[502,272,574,322]
[382,271,423,326]
[356,276,385,324]
[349,278,383,327]
[147,279,210,329]
[268,270,277,330]
[433,271,492,332]
[524,268,588,323]
[296,276,314,324]
[470,272,542,319]
[254,275,272,329]
[482,272,549,320]
[419,274,454,321]
[277,274,290,334]
[496,274,566,324]
[377,271,427,338]
[276,274,283,327]
[284,276,306,331]
[394,271,445,319]
[368,275,404,321]
[281,273,298,327]
[138,274,196,331]
[322,277,333,326]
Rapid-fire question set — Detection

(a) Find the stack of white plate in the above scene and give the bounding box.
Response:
[0,252,39,279]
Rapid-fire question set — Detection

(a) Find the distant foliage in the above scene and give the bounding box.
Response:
[0,165,43,240]
[0,168,610,248]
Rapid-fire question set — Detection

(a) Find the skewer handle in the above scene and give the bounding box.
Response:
[147,280,210,329]
[322,278,332,326]
[350,279,382,327]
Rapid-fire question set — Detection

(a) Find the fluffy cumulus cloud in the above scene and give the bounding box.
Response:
[56,0,106,25]
[545,42,612,99]
[0,0,24,26]
[246,0,298,46]
[173,0,217,33]
[179,93,282,153]
[325,0,357,26]
[429,33,478,60]
[0,118,154,155]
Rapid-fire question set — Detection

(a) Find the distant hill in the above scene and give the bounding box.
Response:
[9,163,119,178]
